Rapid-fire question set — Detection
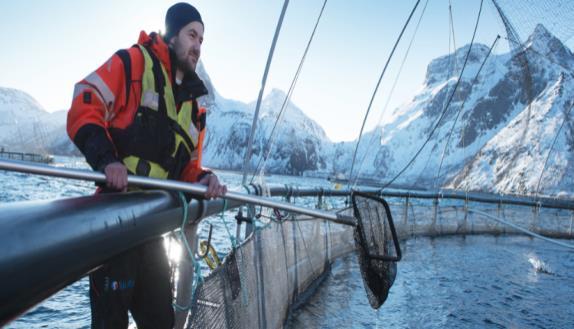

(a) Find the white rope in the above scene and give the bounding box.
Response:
[241,0,290,186]
[250,0,328,184]
[468,208,574,250]
[348,0,422,187]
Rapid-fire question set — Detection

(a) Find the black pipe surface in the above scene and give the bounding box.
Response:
[0,191,244,325]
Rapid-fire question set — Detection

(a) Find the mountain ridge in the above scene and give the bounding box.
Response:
[1,24,572,196]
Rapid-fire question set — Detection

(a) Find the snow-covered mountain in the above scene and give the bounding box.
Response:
[196,60,331,174]
[448,25,574,195]
[199,87,330,175]
[2,24,572,196]
[338,24,574,196]
[0,87,74,155]
[0,61,331,176]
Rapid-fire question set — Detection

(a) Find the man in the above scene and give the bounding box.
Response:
[67,3,226,328]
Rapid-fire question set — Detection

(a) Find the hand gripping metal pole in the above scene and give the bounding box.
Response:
[0,159,355,226]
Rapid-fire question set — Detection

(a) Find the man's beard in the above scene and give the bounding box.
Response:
[176,54,197,74]
[171,35,202,77]
[175,46,199,74]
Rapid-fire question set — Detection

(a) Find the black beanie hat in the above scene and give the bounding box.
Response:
[164,3,203,41]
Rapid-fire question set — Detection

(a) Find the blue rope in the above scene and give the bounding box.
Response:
[173,192,203,312]
[238,185,252,228]
[219,199,237,249]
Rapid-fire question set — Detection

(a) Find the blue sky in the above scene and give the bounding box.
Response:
[0,1,570,141]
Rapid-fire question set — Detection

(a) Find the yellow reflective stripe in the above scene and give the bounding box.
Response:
[138,45,178,121]
[122,156,169,179]
[187,123,200,146]
[139,46,157,110]
[130,45,200,179]
[148,162,170,179]
[179,101,197,146]
[161,67,177,122]
[179,101,193,133]
[122,156,139,176]
[174,135,191,155]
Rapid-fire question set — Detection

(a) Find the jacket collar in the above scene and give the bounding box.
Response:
[137,31,173,80]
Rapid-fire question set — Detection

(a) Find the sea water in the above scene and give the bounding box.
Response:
[3,157,573,328]
[286,235,574,328]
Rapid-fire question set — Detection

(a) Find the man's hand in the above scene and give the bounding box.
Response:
[104,162,128,191]
[198,173,227,199]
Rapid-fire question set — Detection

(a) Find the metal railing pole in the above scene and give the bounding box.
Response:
[0,159,355,226]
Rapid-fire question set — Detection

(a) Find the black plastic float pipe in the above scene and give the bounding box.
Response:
[264,186,574,211]
[0,191,242,326]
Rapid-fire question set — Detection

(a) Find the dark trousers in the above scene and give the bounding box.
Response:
[89,238,174,329]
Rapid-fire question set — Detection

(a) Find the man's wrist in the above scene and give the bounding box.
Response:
[97,154,120,173]
[197,170,213,181]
